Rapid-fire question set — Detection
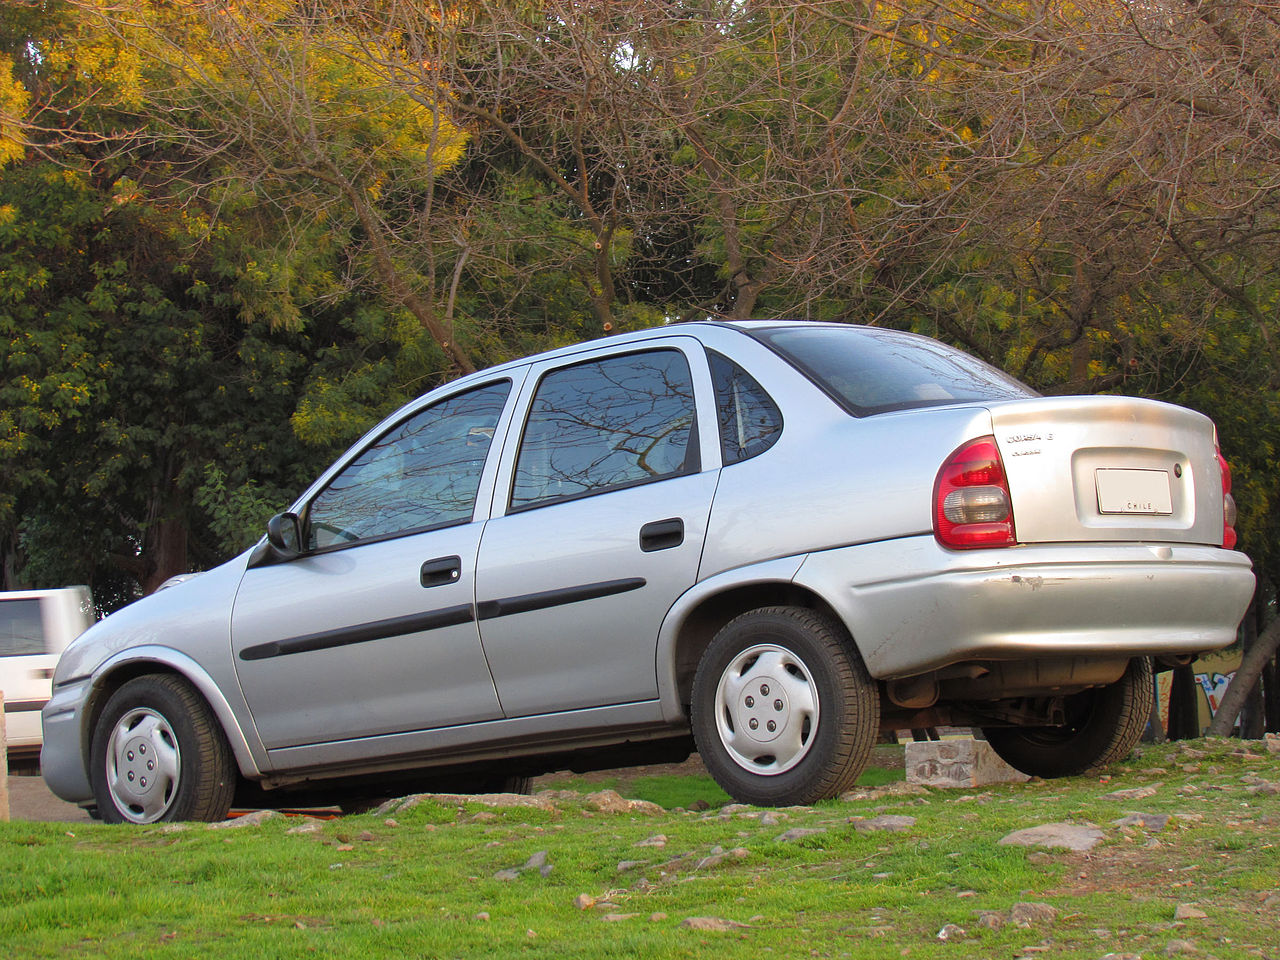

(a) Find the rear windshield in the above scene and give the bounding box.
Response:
[753,325,1036,416]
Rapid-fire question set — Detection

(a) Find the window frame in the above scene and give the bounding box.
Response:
[505,347,704,515]
[299,379,514,555]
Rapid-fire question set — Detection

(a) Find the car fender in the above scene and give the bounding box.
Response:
[655,555,808,723]
[85,646,268,780]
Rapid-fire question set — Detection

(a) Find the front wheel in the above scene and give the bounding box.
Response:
[90,674,236,824]
[691,607,879,806]
[982,657,1154,778]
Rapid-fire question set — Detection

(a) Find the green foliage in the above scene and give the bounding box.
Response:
[0,157,336,597]
[5,0,1280,608]
[192,467,280,557]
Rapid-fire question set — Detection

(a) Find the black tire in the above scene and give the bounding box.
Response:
[982,657,1154,778]
[498,775,533,795]
[90,674,236,824]
[690,606,879,806]
[338,797,389,816]
[454,774,533,795]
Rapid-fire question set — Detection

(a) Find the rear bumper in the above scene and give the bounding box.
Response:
[795,538,1255,680]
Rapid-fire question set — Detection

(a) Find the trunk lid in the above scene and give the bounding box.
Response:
[988,396,1225,546]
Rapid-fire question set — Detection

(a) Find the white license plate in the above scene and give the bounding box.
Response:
[1095,469,1173,515]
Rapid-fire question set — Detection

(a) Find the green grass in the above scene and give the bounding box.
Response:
[4,738,1278,959]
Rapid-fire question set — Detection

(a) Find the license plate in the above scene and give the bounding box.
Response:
[1095,469,1173,515]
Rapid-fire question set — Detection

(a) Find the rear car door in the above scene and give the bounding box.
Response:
[474,340,719,718]
[230,379,516,750]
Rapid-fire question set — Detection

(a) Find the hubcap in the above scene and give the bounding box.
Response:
[105,707,182,823]
[714,643,820,775]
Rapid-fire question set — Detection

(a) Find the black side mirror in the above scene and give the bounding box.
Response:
[266,512,302,558]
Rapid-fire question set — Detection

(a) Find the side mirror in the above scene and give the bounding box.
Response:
[266,512,302,558]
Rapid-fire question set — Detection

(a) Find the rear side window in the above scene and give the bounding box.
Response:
[755,325,1036,416]
[511,349,699,509]
[709,351,782,464]
[0,599,44,657]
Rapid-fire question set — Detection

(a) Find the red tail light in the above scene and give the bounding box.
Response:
[934,436,1017,549]
[1217,447,1238,550]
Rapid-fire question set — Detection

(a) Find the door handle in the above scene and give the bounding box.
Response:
[639,518,684,552]
[420,555,462,587]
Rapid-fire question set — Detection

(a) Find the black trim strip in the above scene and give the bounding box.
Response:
[477,577,646,621]
[239,604,476,662]
[3,699,48,714]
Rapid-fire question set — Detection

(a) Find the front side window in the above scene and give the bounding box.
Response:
[307,381,511,549]
[511,349,699,509]
[0,598,44,657]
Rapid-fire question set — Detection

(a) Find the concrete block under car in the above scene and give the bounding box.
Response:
[906,738,1031,788]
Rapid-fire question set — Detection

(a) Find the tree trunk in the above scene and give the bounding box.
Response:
[1206,614,1280,737]
[1264,656,1280,733]
[139,514,189,596]
[1239,603,1266,738]
[1259,581,1280,733]
[2,535,25,591]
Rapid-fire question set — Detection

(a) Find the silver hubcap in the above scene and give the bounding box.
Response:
[106,707,182,823]
[714,643,820,775]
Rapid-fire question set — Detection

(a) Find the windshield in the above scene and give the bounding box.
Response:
[753,325,1037,416]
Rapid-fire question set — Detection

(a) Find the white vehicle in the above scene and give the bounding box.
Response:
[2,587,94,760]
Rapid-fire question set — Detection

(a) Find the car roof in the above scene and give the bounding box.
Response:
[453,319,892,385]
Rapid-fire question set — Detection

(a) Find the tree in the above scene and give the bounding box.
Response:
[62,0,481,371]
[2,2,367,599]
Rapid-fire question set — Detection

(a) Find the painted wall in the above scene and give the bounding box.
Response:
[1156,650,1241,735]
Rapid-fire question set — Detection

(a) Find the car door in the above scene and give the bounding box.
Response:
[230,379,516,750]
[475,341,719,718]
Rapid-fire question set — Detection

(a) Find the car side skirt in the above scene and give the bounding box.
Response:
[260,701,679,788]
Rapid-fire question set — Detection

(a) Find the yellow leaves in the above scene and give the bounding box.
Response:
[302,38,469,175]
[0,56,30,166]
[44,4,150,110]
[70,2,471,178]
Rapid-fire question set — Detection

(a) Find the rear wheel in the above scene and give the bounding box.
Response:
[691,606,879,806]
[454,774,533,795]
[982,657,1153,778]
[90,675,236,824]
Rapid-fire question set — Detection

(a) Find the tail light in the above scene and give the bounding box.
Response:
[1217,447,1238,549]
[934,436,1017,549]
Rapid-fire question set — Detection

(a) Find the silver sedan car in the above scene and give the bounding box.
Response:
[42,322,1254,822]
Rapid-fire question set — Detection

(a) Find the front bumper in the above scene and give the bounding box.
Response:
[795,538,1255,680]
[40,678,94,805]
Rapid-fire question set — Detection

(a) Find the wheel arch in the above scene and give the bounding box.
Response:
[81,647,265,785]
[657,558,863,723]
